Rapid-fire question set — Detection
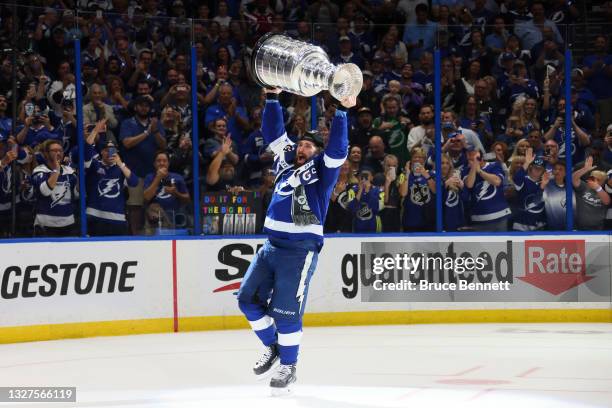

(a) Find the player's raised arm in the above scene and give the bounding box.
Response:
[262,88,292,156]
[323,95,356,169]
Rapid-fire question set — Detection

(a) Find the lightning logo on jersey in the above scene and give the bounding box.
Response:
[97,178,121,198]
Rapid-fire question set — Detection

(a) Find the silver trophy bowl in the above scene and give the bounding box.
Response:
[250,33,363,100]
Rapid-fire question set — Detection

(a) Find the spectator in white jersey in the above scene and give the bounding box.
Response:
[32,139,79,237]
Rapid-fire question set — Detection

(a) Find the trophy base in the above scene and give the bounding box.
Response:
[329,64,363,100]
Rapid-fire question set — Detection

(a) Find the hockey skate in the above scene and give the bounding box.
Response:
[254,344,279,380]
[270,363,297,396]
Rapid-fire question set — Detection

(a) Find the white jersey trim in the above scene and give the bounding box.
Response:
[278,331,303,346]
[264,217,323,236]
[471,207,511,222]
[513,221,546,231]
[296,251,314,313]
[86,207,127,222]
[269,133,294,156]
[323,154,346,169]
[39,181,53,196]
[34,213,75,227]
[248,315,274,331]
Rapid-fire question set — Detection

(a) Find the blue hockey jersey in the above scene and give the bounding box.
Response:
[462,162,511,223]
[402,172,434,230]
[262,99,348,245]
[0,164,13,212]
[84,144,139,223]
[553,127,589,164]
[442,184,468,232]
[543,180,574,230]
[32,164,78,227]
[347,185,382,232]
[511,168,545,230]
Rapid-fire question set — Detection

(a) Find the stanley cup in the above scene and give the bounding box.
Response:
[250,33,363,100]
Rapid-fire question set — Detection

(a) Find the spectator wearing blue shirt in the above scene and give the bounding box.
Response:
[543,161,571,230]
[203,117,240,168]
[440,154,468,231]
[0,137,18,236]
[605,125,612,164]
[204,82,249,145]
[15,106,60,148]
[403,3,437,60]
[0,95,12,138]
[514,1,563,50]
[241,106,273,188]
[144,151,191,232]
[461,96,494,148]
[463,148,511,231]
[84,121,139,236]
[412,52,434,91]
[501,60,540,104]
[400,148,436,231]
[119,95,167,235]
[582,35,612,129]
[543,98,591,164]
[485,16,510,56]
[332,36,365,69]
[347,168,382,233]
[512,150,547,231]
[370,56,390,95]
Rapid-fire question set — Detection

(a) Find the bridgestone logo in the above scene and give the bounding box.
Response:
[1,262,137,299]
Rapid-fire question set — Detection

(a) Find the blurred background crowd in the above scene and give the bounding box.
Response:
[0,0,610,237]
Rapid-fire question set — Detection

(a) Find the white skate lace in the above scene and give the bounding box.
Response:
[276,364,293,379]
[255,346,275,368]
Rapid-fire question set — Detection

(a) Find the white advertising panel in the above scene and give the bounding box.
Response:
[0,241,173,327]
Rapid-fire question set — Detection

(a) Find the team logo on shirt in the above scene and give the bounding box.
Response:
[157,187,172,200]
[475,180,496,202]
[410,181,431,206]
[445,190,459,207]
[275,160,319,197]
[291,185,320,226]
[388,128,405,150]
[97,178,121,198]
[50,181,70,208]
[1,167,11,194]
[524,193,545,214]
[356,202,374,220]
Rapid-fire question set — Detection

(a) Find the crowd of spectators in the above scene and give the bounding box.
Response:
[0,0,610,237]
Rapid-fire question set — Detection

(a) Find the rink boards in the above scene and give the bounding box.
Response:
[0,234,611,343]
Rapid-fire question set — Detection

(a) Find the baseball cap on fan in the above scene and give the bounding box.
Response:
[531,157,545,168]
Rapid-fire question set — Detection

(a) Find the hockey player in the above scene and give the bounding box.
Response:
[237,88,355,395]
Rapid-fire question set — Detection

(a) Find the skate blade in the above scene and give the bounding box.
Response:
[270,384,294,397]
[255,358,280,381]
